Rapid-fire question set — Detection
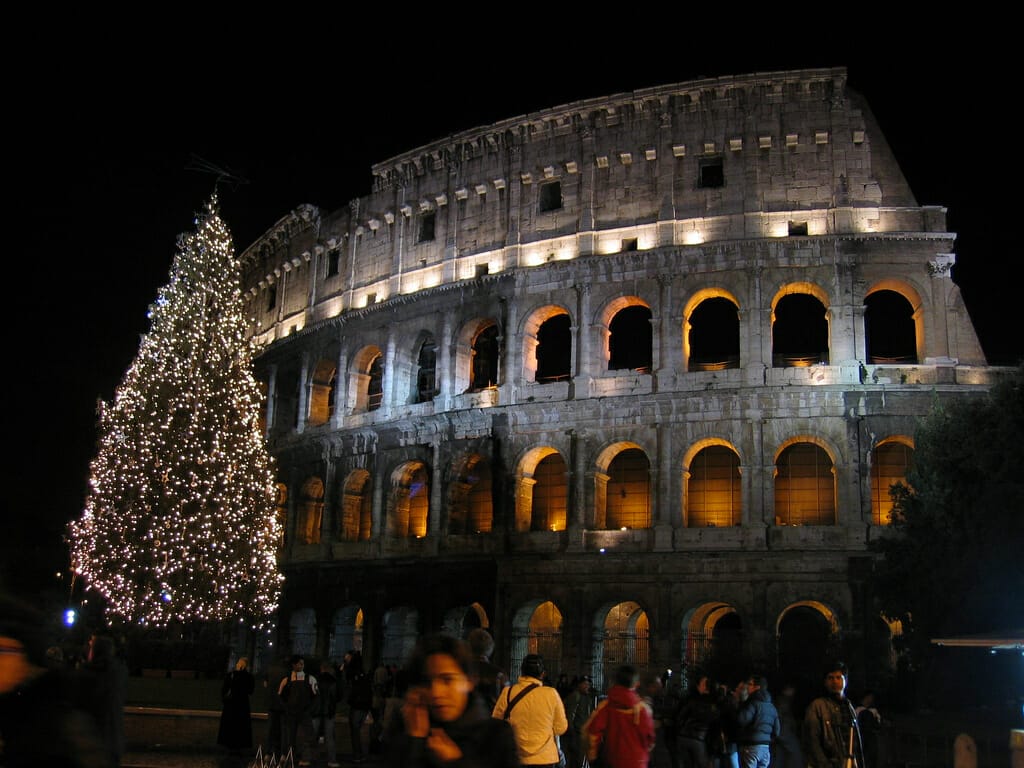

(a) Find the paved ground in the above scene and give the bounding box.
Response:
[123,748,385,768]
[123,745,385,768]
[122,714,385,768]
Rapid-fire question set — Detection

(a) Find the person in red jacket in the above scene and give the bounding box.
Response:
[585,665,656,768]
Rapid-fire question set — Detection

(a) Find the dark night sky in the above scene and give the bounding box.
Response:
[5,31,1020,605]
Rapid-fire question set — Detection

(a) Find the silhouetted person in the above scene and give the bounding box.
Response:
[218,656,255,753]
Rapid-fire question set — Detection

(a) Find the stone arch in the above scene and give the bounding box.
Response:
[328,604,364,660]
[411,332,438,404]
[307,356,338,426]
[441,602,489,638]
[870,435,914,525]
[681,602,744,681]
[447,453,493,534]
[510,600,563,683]
[865,279,924,364]
[297,477,324,544]
[592,600,650,692]
[289,607,317,655]
[776,601,841,706]
[595,441,651,530]
[340,468,372,541]
[453,318,500,393]
[683,288,741,372]
[773,437,837,526]
[381,606,419,667]
[515,446,568,532]
[522,304,573,383]
[683,439,742,527]
[387,461,430,537]
[598,296,652,372]
[771,282,831,367]
[350,344,384,412]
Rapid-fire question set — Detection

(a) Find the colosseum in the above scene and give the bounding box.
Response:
[238,67,998,697]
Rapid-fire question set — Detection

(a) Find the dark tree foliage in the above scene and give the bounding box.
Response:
[875,364,1024,663]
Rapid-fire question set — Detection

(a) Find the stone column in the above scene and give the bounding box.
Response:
[331,344,348,429]
[296,353,309,434]
[429,440,443,538]
[438,313,454,411]
[574,283,593,394]
[264,364,277,439]
[382,328,397,418]
[654,423,674,551]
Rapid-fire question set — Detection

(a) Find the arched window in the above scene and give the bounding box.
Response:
[531,453,568,531]
[389,462,430,538]
[516,448,568,532]
[510,601,564,683]
[609,306,652,372]
[686,445,741,527]
[351,346,384,413]
[414,337,437,403]
[307,358,337,426]
[341,469,372,541]
[297,477,324,544]
[774,443,836,525]
[595,601,650,692]
[367,353,384,411]
[470,324,499,390]
[773,289,829,367]
[602,447,651,529]
[871,440,914,525]
[865,290,918,363]
[687,296,740,371]
[448,455,493,534]
[536,314,572,383]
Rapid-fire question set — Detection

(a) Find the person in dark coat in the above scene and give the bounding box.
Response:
[386,633,519,768]
[734,675,780,768]
[80,634,128,767]
[217,656,255,752]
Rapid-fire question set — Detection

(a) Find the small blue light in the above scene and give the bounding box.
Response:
[63,609,77,627]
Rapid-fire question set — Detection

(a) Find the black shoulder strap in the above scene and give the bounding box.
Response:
[503,682,540,720]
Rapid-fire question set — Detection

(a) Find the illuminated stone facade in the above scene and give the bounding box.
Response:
[240,68,997,694]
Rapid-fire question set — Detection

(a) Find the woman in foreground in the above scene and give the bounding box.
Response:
[387,633,519,767]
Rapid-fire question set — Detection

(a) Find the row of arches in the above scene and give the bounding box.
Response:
[285,596,861,696]
[280,437,912,546]
[275,283,921,429]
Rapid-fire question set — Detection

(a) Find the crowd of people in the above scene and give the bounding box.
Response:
[257,631,881,768]
[1,587,881,768]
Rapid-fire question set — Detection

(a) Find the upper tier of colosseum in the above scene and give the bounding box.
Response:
[238,67,957,357]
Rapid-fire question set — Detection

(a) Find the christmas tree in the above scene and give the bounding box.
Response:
[69,194,282,630]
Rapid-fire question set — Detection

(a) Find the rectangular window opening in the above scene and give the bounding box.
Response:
[418,212,436,243]
[539,181,562,212]
[698,157,724,189]
[788,221,809,236]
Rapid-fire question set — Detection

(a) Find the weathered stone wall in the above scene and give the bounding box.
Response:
[238,68,1002,692]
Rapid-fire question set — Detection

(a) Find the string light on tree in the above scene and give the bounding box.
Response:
[69,194,282,630]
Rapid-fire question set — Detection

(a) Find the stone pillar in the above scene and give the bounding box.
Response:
[438,313,454,411]
[331,345,348,429]
[382,329,397,418]
[652,275,671,391]
[568,429,587,552]
[574,283,593,393]
[296,353,309,434]
[265,364,277,439]
[429,440,443,537]
[744,265,770,385]
[654,423,674,551]
[372,454,386,542]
